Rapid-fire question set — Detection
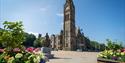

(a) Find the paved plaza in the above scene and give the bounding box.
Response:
[47,51,99,63]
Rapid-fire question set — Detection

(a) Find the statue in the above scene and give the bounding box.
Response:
[43,33,51,47]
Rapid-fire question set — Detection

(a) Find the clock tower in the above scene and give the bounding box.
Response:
[63,0,76,51]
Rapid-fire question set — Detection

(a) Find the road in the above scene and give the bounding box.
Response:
[46,51,99,63]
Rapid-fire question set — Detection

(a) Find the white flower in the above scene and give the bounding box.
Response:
[15,53,23,58]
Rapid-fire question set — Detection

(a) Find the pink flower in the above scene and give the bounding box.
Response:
[13,48,20,53]
[0,49,4,53]
[34,48,40,52]
[26,47,34,52]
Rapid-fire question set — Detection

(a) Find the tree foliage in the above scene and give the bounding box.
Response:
[23,33,36,47]
[0,21,25,50]
[90,41,99,50]
[84,37,91,49]
[33,34,44,47]
[89,40,106,51]
[106,39,123,51]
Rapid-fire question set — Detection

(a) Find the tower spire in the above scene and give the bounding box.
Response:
[66,0,72,2]
[65,0,74,9]
[63,0,76,51]
[66,0,73,3]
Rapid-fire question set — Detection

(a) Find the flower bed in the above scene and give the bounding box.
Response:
[0,47,46,63]
[0,21,47,63]
[97,49,125,63]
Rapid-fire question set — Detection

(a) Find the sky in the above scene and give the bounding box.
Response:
[0,0,125,45]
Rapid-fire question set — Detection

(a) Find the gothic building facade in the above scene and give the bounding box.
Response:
[50,0,89,51]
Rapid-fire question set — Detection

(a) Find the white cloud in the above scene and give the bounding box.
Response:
[27,32,39,37]
[56,13,64,17]
[39,5,51,12]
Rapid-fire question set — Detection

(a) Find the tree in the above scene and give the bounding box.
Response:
[90,41,100,51]
[89,40,106,51]
[23,33,36,47]
[0,28,3,48]
[106,39,123,51]
[84,37,91,50]
[0,21,25,50]
[33,34,44,47]
[99,43,106,51]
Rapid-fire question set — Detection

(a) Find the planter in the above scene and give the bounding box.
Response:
[97,58,125,63]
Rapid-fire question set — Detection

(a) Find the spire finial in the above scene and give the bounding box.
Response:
[66,0,72,2]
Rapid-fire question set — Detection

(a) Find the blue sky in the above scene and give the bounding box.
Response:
[0,0,125,45]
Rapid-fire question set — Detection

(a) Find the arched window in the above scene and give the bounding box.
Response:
[65,14,69,21]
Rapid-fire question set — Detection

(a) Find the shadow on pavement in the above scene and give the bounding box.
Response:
[50,57,72,59]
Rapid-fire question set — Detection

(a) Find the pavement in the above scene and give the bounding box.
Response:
[46,51,99,63]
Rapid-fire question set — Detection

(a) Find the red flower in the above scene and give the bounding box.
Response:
[121,49,125,52]
[26,47,34,52]
[0,49,4,53]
